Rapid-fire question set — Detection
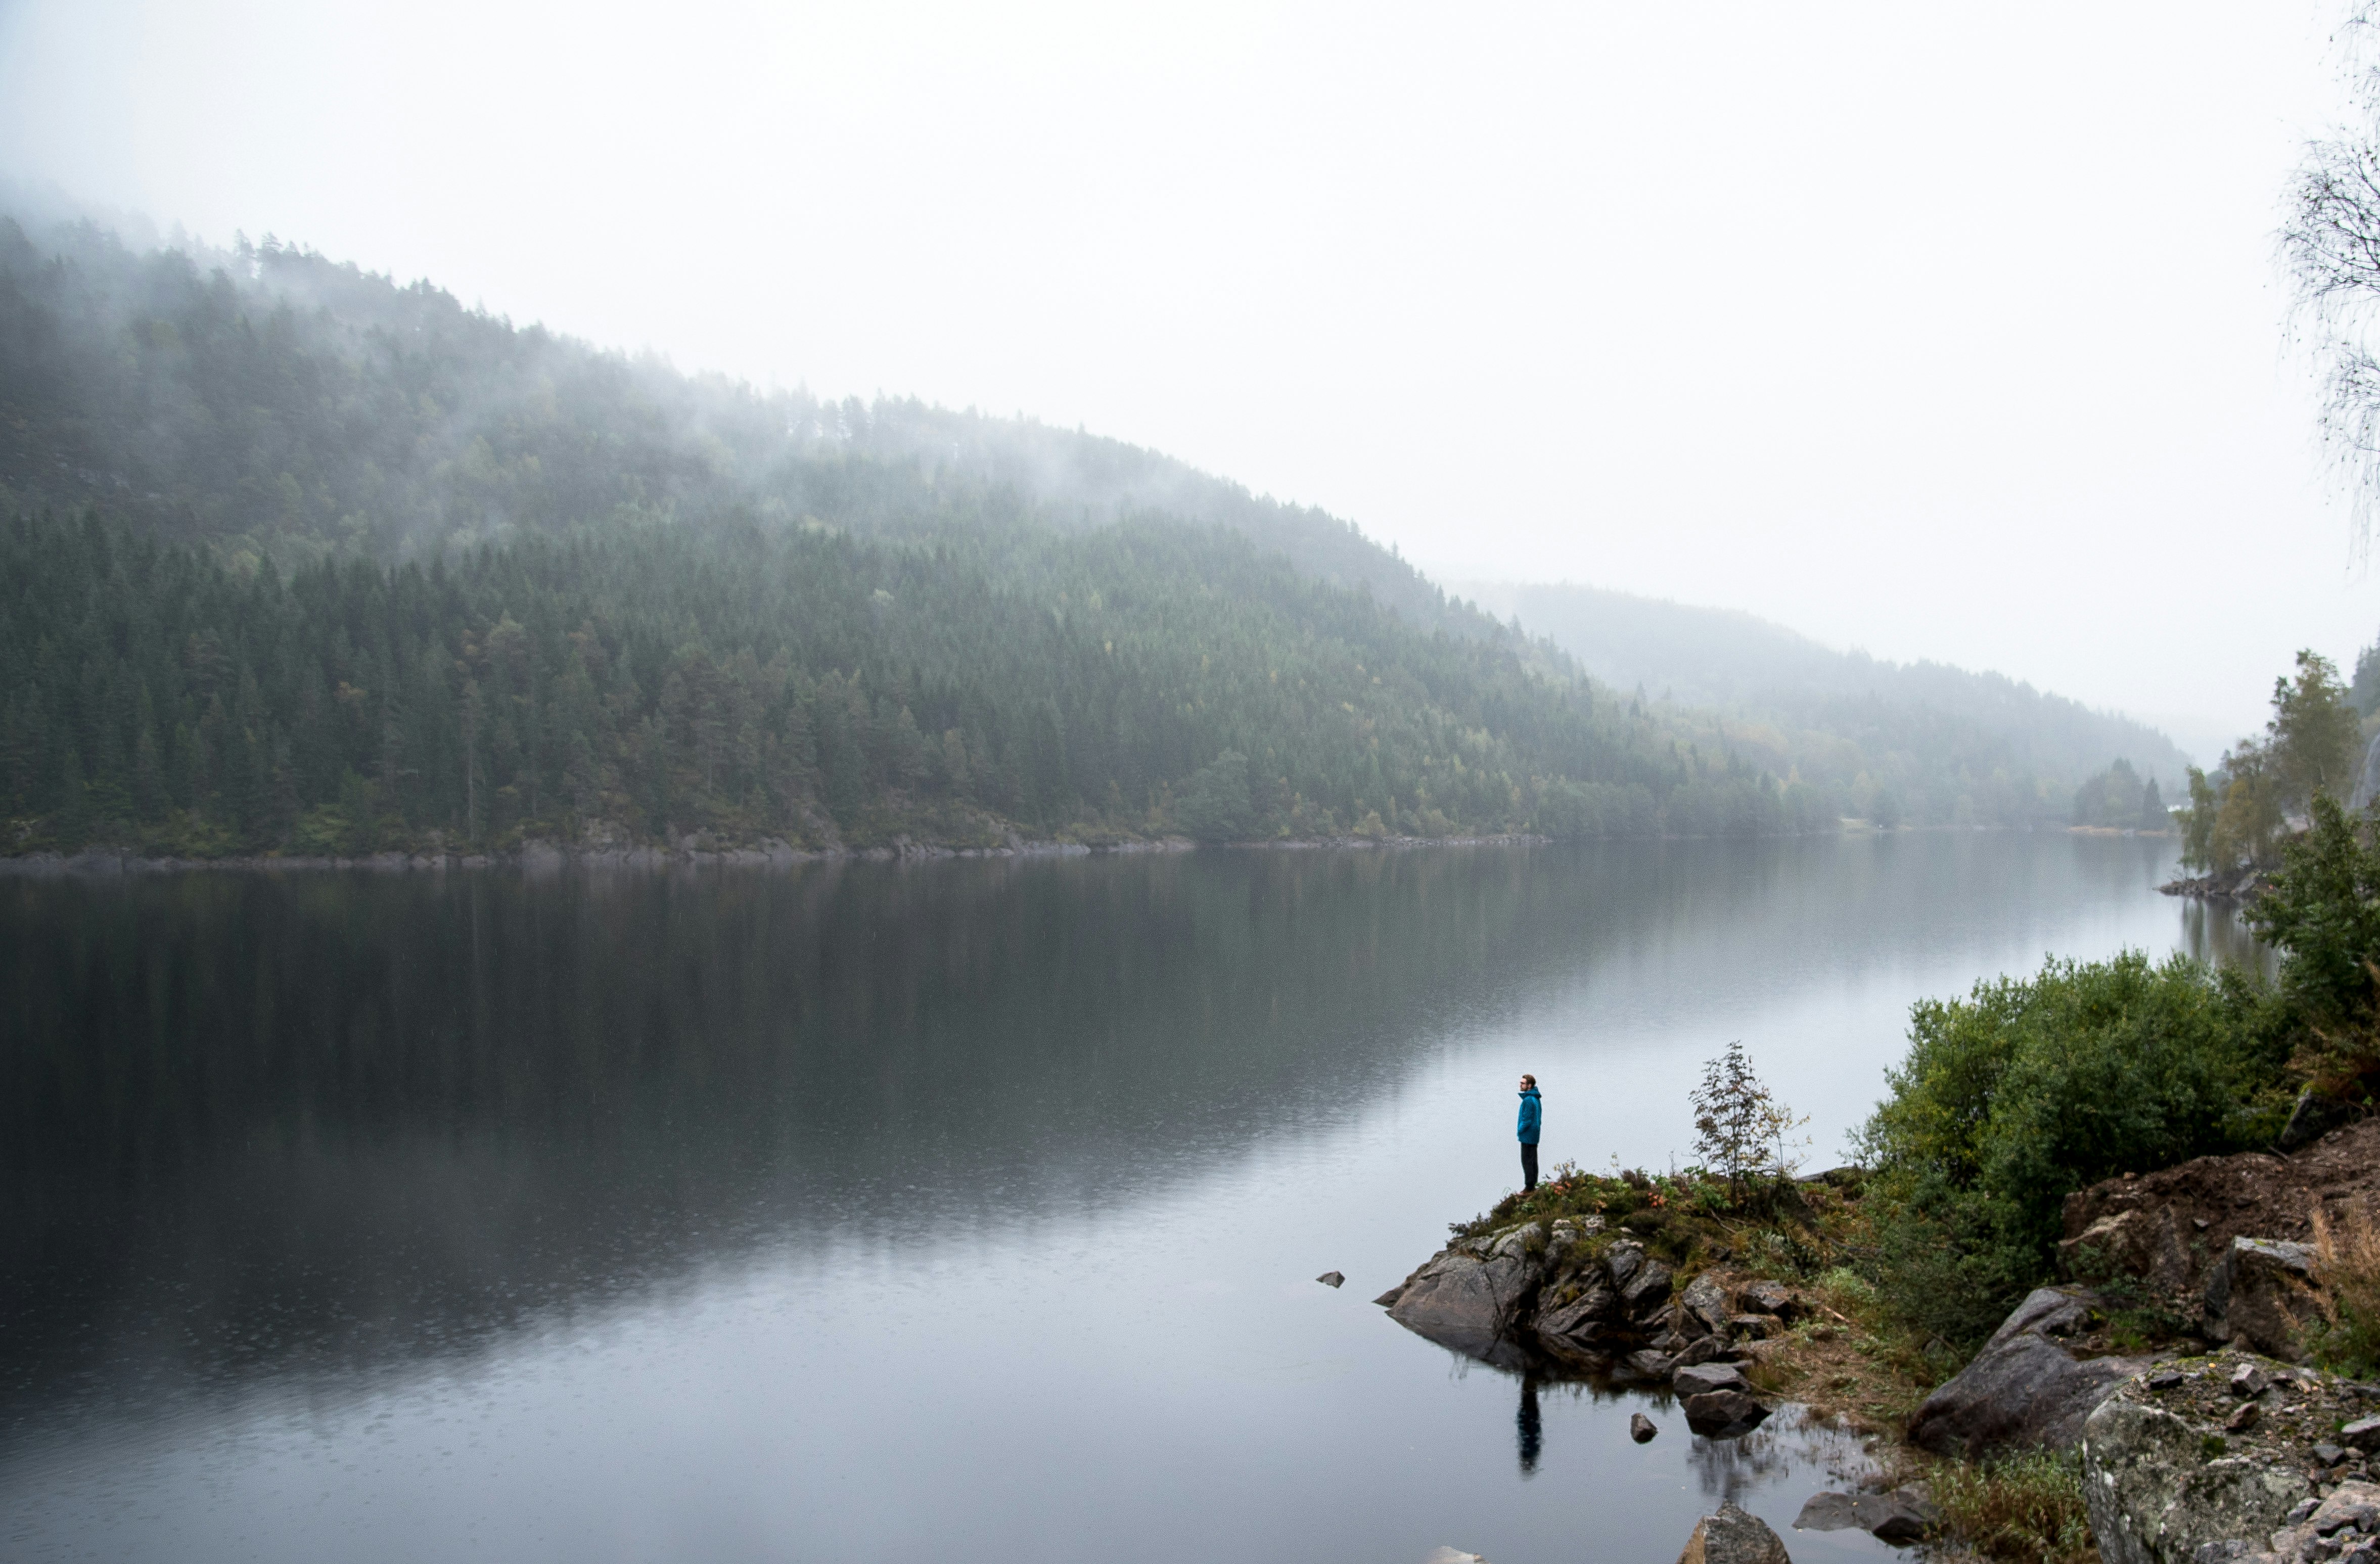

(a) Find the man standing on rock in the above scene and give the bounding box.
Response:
[1517,1074,1542,1191]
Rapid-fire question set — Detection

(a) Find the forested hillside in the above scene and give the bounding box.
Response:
[1,511,1840,855]
[1466,581,2190,830]
[0,211,2166,854]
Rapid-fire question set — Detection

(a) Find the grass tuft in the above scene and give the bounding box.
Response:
[1924,1450,2096,1564]
[2311,1199,2380,1378]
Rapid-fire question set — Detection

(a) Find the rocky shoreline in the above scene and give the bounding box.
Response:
[0,831,1555,876]
[1386,1117,2380,1561]
[2161,866,2274,902]
[1377,1214,1799,1440]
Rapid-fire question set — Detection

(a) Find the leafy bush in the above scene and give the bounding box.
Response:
[1857,949,2285,1344]
[2251,793,2380,1089]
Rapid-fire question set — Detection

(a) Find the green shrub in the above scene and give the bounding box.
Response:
[1858,949,2283,1344]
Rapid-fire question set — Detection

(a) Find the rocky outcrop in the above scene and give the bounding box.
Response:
[1382,1227,1547,1359]
[2080,1350,2380,1563]
[2205,1238,2323,1362]
[2161,867,2274,902]
[1674,1502,1792,1564]
[2061,1120,2380,1314]
[1906,1286,2150,1456]
[1379,1218,1791,1435]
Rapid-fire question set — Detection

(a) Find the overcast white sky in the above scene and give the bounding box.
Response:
[0,0,2370,759]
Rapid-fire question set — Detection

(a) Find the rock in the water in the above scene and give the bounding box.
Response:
[1853,1488,1939,1544]
[1683,1389,1770,1437]
[2204,1237,2321,1362]
[2080,1386,2314,1564]
[1793,1492,1861,1531]
[1387,1248,1538,1355]
[1631,1411,1658,1443]
[1316,1270,1344,1288]
[1374,1286,1406,1306]
[1907,1286,2147,1456]
[1674,1361,1753,1397]
[1674,1500,1792,1564]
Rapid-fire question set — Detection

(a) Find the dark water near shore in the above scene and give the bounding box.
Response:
[0,833,2238,1563]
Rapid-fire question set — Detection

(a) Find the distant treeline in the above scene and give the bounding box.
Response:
[2071,759,2167,831]
[1469,581,2192,832]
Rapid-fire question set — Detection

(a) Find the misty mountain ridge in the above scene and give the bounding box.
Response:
[0,215,1478,641]
[1463,580,2191,795]
[0,209,2178,850]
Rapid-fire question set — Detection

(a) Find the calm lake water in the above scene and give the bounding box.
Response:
[0,833,2241,1563]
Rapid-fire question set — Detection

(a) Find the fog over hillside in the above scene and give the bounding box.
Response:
[1462,581,2193,789]
[0,210,2193,849]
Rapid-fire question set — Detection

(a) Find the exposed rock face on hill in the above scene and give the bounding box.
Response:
[2059,1119,2380,1360]
[2081,1349,2380,1564]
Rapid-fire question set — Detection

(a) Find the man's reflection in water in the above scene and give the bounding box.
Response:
[1516,1375,1542,1476]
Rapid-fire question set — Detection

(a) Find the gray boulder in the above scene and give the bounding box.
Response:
[1533,1279,1618,1345]
[1623,1258,1676,1319]
[1907,1286,2148,1456]
[1630,1411,1658,1443]
[1674,1501,1792,1564]
[1675,1361,1753,1397]
[1793,1493,1861,1532]
[1680,1273,1732,1336]
[1387,1248,1539,1354]
[1624,1348,1677,1382]
[1676,1334,1732,1368]
[2081,1390,2315,1564]
[1790,1488,1934,1541]
[2204,1238,2321,1362]
[1855,1488,1940,1544]
[1740,1279,1797,1319]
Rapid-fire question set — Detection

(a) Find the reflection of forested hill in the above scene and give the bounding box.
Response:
[1464,581,2190,827]
[0,850,1597,1412]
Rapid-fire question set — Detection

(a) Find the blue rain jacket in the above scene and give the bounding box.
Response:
[1516,1087,1542,1144]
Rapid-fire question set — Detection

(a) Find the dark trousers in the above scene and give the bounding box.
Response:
[1520,1142,1538,1191]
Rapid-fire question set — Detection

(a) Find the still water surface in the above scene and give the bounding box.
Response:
[0,834,2241,1562]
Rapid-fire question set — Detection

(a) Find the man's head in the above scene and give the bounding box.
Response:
[1519,1073,1536,1091]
